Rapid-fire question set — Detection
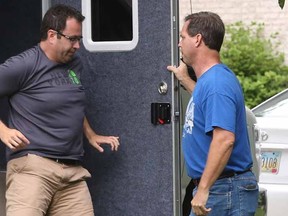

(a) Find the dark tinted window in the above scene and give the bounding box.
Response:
[91,0,132,41]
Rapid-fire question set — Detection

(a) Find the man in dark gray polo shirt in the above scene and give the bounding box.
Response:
[0,4,119,216]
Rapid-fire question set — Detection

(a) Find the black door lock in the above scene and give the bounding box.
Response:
[151,103,171,125]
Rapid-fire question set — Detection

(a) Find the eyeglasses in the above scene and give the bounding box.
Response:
[53,30,83,44]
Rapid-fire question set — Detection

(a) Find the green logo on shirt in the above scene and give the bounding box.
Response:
[69,70,80,85]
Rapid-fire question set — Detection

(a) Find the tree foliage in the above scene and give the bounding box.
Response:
[220,22,288,108]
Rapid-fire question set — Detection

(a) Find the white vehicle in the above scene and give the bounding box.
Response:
[252,88,288,216]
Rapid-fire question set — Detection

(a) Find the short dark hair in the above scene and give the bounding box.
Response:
[184,12,225,52]
[40,4,85,41]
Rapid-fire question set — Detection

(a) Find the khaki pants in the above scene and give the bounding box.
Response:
[6,154,94,216]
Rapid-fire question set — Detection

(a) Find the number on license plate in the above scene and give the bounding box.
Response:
[261,151,281,174]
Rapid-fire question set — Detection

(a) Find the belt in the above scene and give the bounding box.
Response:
[192,169,251,187]
[46,157,80,166]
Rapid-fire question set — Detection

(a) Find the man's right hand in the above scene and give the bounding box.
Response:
[167,60,196,94]
[0,121,30,151]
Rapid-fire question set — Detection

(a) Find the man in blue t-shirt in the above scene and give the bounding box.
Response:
[168,12,258,216]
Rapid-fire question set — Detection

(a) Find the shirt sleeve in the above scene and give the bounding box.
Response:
[203,92,237,134]
[0,55,27,97]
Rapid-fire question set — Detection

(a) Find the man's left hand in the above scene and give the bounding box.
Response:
[89,134,120,152]
[191,188,211,216]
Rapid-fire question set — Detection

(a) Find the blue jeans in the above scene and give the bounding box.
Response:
[190,171,259,216]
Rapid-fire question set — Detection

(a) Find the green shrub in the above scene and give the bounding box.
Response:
[221,22,288,108]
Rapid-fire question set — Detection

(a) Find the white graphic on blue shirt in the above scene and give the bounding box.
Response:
[183,97,195,136]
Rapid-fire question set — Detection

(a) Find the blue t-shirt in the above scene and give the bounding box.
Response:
[182,63,253,179]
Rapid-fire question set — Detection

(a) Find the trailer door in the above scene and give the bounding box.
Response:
[79,0,182,215]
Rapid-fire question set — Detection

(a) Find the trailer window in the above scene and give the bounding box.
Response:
[82,0,138,52]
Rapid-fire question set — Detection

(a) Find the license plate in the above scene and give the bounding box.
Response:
[261,151,281,174]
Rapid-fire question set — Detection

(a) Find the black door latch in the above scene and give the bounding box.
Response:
[151,103,171,125]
